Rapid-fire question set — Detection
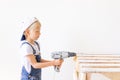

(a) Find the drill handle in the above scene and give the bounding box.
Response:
[54,65,60,72]
[54,58,63,72]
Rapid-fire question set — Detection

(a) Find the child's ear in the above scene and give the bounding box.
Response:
[24,29,29,35]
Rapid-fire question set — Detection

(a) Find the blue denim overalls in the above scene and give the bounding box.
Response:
[21,41,41,80]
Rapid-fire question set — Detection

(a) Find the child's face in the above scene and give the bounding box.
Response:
[28,21,41,41]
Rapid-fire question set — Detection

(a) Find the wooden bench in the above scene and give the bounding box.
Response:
[73,53,120,80]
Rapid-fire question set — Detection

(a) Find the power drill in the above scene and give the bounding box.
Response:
[51,51,76,72]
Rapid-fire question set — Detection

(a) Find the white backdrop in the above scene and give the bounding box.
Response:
[0,0,120,80]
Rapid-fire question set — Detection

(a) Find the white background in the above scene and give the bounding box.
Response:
[0,0,120,80]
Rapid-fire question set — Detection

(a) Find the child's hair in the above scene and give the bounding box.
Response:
[21,17,39,41]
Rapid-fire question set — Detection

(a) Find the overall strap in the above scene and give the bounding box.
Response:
[34,41,40,51]
[21,41,40,54]
[21,42,36,54]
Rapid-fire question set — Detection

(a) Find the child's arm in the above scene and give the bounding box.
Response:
[41,59,51,62]
[26,54,63,69]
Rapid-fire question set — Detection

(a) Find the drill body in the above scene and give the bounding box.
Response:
[51,51,76,72]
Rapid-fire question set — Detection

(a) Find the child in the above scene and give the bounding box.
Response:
[20,17,63,80]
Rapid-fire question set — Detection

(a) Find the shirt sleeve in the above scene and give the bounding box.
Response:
[21,43,33,56]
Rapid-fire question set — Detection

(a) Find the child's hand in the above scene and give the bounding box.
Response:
[53,59,63,66]
[59,59,64,68]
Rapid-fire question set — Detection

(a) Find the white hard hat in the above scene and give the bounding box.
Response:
[20,17,39,41]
